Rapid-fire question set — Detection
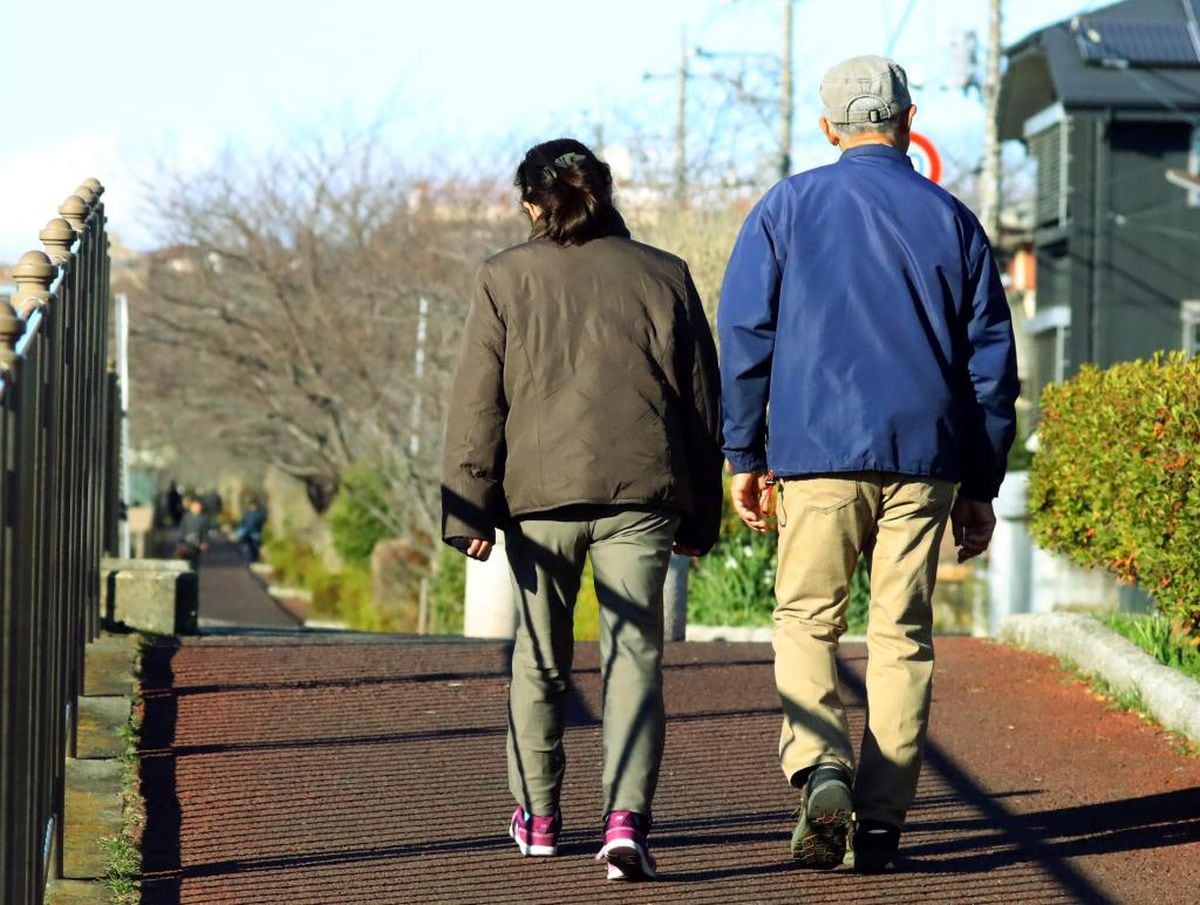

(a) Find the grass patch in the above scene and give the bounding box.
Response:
[1087,673,1150,715]
[100,634,148,904]
[1103,613,1200,682]
[100,834,140,904]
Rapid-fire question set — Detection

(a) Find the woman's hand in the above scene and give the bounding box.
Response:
[673,543,703,557]
[466,539,494,561]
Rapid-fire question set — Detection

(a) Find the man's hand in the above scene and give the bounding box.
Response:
[466,539,494,561]
[730,471,771,533]
[951,497,996,563]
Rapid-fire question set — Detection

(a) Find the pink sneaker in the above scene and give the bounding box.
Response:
[595,811,657,880]
[509,807,560,857]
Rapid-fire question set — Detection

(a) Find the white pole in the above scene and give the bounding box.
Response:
[409,296,429,457]
[662,553,690,641]
[987,470,1031,635]
[980,0,1004,239]
[116,292,131,559]
[417,576,429,634]
[463,532,517,639]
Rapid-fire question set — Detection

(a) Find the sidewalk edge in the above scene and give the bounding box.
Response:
[1000,612,1200,743]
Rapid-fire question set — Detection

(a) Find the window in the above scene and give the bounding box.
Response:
[1182,300,1200,355]
[1024,104,1072,228]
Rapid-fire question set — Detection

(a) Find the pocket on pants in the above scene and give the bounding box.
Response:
[785,476,860,514]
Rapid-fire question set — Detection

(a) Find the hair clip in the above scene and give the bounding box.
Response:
[554,152,587,168]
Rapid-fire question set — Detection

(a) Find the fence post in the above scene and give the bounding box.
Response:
[0,291,23,366]
[0,290,22,901]
[39,219,76,266]
[11,252,54,318]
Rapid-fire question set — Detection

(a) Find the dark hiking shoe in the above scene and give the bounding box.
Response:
[790,764,853,869]
[852,819,901,873]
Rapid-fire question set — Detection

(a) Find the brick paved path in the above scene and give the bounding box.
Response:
[137,633,1200,904]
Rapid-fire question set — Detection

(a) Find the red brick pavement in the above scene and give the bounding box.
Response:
[136,635,1200,904]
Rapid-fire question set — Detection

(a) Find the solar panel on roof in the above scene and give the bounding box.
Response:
[1074,19,1200,67]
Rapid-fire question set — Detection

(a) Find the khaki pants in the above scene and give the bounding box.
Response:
[773,472,954,827]
[505,506,679,819]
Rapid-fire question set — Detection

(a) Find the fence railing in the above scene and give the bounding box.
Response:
[0,179,119,904]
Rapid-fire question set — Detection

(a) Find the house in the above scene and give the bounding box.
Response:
[999,0,1200,404]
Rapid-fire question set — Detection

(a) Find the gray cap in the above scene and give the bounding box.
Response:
[820,55,911,125]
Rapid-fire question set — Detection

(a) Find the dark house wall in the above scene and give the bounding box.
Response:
[1037,112,1200,376]
[1103,119,1198,364]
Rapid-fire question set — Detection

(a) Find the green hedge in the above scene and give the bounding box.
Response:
[1030,353,1200,634]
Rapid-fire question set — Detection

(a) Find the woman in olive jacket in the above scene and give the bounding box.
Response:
[441,138,722,881]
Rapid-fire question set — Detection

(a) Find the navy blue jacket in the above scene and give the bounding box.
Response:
[717,144,1018,501]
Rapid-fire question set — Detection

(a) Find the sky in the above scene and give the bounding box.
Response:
[1,0,1100,261]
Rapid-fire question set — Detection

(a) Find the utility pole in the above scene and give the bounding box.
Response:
[675,26,689,204]
[116,292,131,559]
[779,0,794,180]
[408,296,428,457]
[980,0,1003,239]
[644,28,691,202]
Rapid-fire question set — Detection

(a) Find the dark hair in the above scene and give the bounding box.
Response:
[515,138,630,245]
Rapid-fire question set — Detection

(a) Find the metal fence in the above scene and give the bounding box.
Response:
[0,180,119,904]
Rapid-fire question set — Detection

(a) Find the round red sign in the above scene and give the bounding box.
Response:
[908,132,943,184]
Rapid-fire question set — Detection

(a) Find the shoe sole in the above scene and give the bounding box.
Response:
[791,780,852,869]
[599,840,657,881]
[509,823,557,857]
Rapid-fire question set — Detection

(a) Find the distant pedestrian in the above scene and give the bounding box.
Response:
[166,480,184,526]
[235,500,267,562]
[719,56,1018,873]
[441,138,723,881]
[175,497,212,571]
[202,489,223,521]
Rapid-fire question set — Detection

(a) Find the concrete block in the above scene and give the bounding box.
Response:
[83,634,138,697]
[62,759,123,879]
[100,557,188,625]
[76,696,132,759]
[113,569,198,635]
[44,879,113,904]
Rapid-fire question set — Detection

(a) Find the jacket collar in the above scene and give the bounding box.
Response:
[839,143,913,168]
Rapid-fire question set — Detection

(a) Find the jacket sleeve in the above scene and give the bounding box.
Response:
[675,265,724,554]
[716,196,782,474]
[958,225,1019,501]
[440,269,510,544]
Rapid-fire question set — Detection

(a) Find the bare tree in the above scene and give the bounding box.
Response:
[121,132,522,552]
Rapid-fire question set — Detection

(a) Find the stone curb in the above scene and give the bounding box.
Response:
[83,634,138,697]
[62,759,124,878]
[76,696,133,759]
[1000,612,1200,743]
[44,878,112,904]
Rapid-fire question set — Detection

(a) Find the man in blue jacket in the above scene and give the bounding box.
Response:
[718,55,1018,873]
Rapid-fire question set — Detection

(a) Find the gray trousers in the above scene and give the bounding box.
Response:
[505,505,679,818]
